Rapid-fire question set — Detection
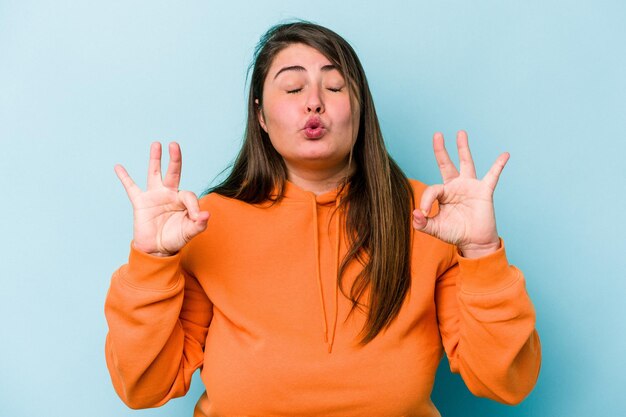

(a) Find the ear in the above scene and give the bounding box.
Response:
[255,99,268,133]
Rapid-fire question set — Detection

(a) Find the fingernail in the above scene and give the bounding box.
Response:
[421,209,428,217]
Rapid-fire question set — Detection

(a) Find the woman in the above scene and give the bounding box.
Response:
[105,21,540,416]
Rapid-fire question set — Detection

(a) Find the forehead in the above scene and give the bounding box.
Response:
[268,43,335,76]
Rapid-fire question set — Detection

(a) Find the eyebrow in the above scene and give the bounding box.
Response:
[273,64,337,80]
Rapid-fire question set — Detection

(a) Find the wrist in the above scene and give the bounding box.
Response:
[132,241,177,257]
[458,239,501,259]
[149,251,177,257]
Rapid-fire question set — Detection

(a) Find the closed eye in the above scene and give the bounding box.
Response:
[287,88,302,94]
[327,87,343,92]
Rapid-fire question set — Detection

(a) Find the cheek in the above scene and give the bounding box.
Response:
[265,101,298,129]
[333,98,356,131]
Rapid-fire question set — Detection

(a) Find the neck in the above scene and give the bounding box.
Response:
[285,160,354,196]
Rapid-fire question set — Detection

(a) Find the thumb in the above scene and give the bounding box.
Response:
[182,211,210,242]
[412,184,444,237]
[412,208,439,238]
[177,190,210,242]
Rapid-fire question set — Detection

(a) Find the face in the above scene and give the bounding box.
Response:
[257,43,358,176]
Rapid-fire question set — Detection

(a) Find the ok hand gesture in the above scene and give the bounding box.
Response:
[114,142,210,257]
[412,131,509,259]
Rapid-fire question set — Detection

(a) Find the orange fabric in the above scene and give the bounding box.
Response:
[104,179,540,416]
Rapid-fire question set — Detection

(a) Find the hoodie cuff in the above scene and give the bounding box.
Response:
[122,242,183,291]
[456,238,519,294]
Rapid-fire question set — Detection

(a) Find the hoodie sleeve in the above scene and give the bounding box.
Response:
[435,239,541,405]
[104,244,212,409]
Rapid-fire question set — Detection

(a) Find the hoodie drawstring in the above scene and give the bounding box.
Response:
[311,193,342,353]
[312,202,329,344]
[327,196,341,353]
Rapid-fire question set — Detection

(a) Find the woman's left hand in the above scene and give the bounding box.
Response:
[412,130,509,259]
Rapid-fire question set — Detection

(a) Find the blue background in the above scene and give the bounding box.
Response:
[1,1,624,416]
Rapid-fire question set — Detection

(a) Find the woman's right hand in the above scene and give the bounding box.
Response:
[114,142,210,257]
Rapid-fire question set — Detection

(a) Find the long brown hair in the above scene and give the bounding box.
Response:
[207,21,414,344]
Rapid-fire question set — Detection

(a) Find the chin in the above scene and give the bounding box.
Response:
[288,153,349,170]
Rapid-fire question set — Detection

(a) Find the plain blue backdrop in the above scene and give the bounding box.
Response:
[1,1,624,416]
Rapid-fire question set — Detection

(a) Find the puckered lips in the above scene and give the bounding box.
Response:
[302,116,326,139]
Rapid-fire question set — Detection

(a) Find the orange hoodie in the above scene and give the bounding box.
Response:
[104,179,540,416]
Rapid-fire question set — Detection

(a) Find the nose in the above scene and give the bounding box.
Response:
[305,85,324,114]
